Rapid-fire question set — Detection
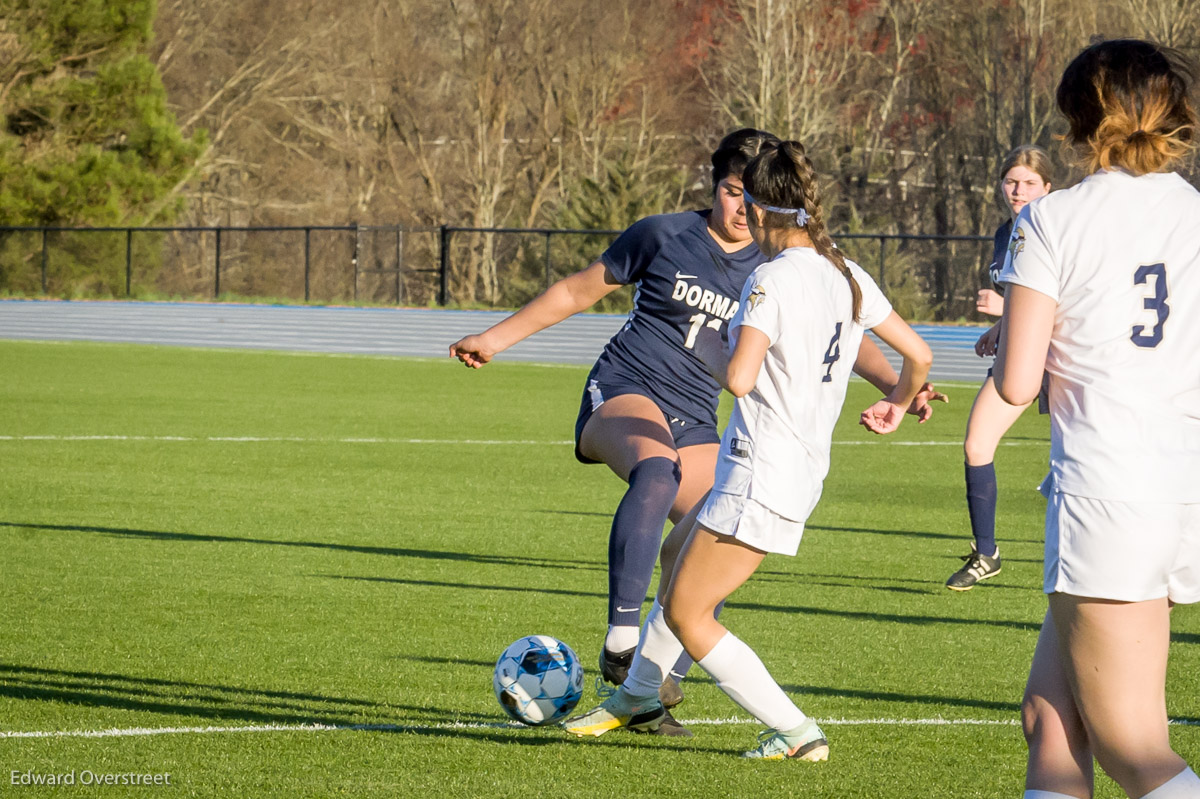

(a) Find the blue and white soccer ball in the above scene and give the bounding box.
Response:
[492,635,584,726]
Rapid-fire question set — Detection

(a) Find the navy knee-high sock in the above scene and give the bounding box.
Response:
[607,457,680,630]
[965,462,998,557]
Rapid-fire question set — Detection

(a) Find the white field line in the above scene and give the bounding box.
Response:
[0,717,1007,740]
[4,710,1195,739]
[0,435,1044,447]
[3,716,1195,741]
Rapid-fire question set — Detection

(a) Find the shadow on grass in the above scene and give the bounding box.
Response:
[805,523,965,542]
[0,520,604,572]
[0,663,489,729]
[321,574,605,600]
[783,681,1020,714]
[535,509,612,519]
[726,601,1043,633]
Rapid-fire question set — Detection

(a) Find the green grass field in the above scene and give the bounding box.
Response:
[1,340,1197,798]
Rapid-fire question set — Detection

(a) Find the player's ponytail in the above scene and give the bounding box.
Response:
[1057,39,1197,175]
[743,140,862,322]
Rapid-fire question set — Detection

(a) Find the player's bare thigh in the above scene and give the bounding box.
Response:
[579,395,717,521]
[673,443,718,523]
[1048,594,1181,796]
[578,393,677,482]
[664,525,765,656]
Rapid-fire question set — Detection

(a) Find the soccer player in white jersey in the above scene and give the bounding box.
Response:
[565,140,933,759]
[995,39,1200,799]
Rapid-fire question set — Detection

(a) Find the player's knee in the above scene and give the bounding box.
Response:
[1020,693,1046,748]
[629,456,681,501]
[661,598,684,638]
[1021,691,1086,757]
[963,436,996,466]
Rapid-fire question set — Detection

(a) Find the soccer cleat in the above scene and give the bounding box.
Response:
[632,707,692,738]
[598,646,634,685]
[562,685,665,737]
[742,719,829,761]
[658,677,684,709]
[945,547,1002,591]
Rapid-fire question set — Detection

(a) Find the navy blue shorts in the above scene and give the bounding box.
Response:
[573,376,720,464]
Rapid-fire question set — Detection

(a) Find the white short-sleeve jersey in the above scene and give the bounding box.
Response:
[1000,169,1200,503]
[721,247,892,520]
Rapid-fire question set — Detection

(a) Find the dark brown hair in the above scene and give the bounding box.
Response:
[742,140,862,322]
[1057,38,1197,175]
[710,128,781,193]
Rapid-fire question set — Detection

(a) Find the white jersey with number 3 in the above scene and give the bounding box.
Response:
[1000,169,1200,503]
[722,247,892,519]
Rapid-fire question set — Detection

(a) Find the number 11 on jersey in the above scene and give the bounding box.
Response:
[684,312,723,349]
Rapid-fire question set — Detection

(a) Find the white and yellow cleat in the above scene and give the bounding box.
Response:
[742,719,829,761]
[562,685,666,738]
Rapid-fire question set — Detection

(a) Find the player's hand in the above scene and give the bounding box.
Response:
[449,334,497,368]
[974,324,1001,358]
[976,289,1004,316]
[907,382,948,423]
[859,400,905,435]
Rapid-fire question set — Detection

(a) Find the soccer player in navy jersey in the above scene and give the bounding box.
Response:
[451,129,945,735]
[945,145,1054,591]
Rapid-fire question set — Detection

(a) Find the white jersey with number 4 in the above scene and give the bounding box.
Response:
[720,247,892,520]
[1000,169,1200,503]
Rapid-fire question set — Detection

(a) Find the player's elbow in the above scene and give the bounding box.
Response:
[996,380,1037,406]
[726,372,755,398]
[909,343,933,375]
[995,371,1038,406]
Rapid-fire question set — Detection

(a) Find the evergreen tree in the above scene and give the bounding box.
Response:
[0,0,204,226]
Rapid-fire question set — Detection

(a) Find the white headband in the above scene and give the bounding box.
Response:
[743,190,810,227]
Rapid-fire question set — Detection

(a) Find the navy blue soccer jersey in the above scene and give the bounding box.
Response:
[988,218,1013,295]
[593,210,763,427]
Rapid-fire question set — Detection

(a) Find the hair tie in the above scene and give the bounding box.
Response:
[743,190,810,227]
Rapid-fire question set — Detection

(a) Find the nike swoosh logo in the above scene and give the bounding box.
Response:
[615,605,640,613]
[674,271,698,280]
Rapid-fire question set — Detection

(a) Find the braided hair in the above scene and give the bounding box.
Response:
[742,140,862,322]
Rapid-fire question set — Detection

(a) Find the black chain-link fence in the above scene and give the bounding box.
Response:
[0,224,993,321]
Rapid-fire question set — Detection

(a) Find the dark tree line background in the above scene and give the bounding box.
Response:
[2,0,1198,316]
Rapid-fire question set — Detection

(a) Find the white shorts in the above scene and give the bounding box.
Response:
[1043,488,1200,603]
[696,489,817,557]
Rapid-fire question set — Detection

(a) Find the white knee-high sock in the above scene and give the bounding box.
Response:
[1024,791,1083,799]
[622,600,683,699]
[696,631,806,732]
[1138,767,1200,799]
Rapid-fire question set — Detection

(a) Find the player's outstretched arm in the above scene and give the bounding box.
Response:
[853,336,946,423]
[449,260,623,368]
[859,312,932,435]
[994,284,1055,405]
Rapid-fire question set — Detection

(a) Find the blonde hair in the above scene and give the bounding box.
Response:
[998,144,1053,184]
[1057,39,1197,175]
[996,144,1053,212]
[743,141,862,322]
